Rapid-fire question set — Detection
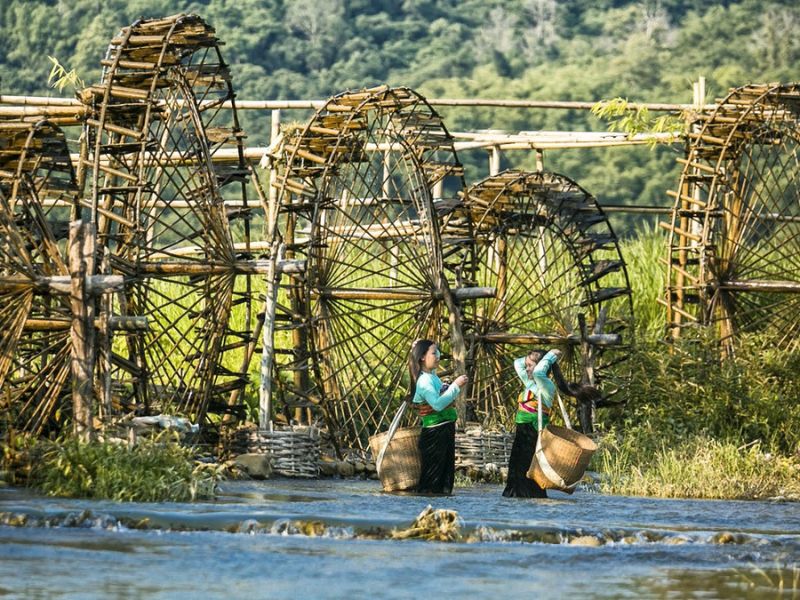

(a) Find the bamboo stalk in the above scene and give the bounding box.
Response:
[136,260,274,275]
[718,280,800,293]
[69,221,95,441]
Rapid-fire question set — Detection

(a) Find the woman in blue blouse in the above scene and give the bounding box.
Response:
[502,348,590,498]
[408,339,468,495]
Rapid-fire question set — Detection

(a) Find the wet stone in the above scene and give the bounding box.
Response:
[234,453,273,480]
[336,461,355,478]
[570,535,603,547]
[663,536,689,545]
[318,459,337,477]
[711,531,748,544]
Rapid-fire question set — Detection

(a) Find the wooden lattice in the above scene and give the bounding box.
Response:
[80,13,260,425]
[269,86,475,450]
[0,120,78,433]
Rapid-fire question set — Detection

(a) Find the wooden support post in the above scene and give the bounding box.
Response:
[535,149,544,172]
[259,241,281,431]
[432,179,443,201]
[489,146,501,176]
[268,109,281,228]
[439,272,467,427]
[577,312,602,434]
[382,151,391,199]
[69,220,96,441]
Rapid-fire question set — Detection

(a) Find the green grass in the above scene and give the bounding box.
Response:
[614,223,668,342]
[596,434,800,500]
[26,433,220,502]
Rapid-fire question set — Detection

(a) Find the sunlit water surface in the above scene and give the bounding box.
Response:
[2,479,799,599]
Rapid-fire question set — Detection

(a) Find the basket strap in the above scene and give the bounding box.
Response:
[537,390,543,433]
[555,390,572,430]
[376,401,408,476]
[535,434,579,490]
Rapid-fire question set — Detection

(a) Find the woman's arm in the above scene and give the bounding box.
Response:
[416,373,460,412]
[514,356,533,385]
[532,350,560,376]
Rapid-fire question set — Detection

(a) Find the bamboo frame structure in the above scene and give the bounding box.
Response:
[663,82,800,355]
[4,11,798,452]
[76,14,260,431]
[266,85,480,450]
[0,119,79,435]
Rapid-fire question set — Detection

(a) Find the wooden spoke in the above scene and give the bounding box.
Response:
[270,87,472,449]
[0,130,75,434]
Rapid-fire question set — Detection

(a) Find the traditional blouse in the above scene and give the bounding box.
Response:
[513,350,559,425]
[413,371,460,427]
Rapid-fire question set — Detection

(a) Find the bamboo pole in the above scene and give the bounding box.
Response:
[259,241,280,431]
[69,221,95,441]
[439,272,468,427]
[0,94,718,112]
[478,332,621,346]
[718,280,800,293]
[313,286,495,301]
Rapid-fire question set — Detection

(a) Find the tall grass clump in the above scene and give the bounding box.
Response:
[596,333,800,499]
[597,434,800,499]
[27,434,219,502]
[614,223,667,341]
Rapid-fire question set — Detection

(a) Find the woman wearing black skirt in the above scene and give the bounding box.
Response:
[408,339,468,495]
[503,348,593,498]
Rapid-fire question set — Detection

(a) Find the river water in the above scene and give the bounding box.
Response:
[1,479,799,599]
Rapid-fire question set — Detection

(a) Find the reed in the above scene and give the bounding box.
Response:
[595,330,800,499]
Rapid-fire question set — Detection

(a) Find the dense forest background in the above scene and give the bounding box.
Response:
[2,0,798,233]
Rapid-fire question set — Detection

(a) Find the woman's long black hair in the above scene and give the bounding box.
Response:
[407,339,436,401]
[528,349,598,400]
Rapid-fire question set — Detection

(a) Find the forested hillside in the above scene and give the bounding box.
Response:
[2,0,798,230]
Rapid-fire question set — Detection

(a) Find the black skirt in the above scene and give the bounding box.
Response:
[416,421,456,495]
[503,422,547,498]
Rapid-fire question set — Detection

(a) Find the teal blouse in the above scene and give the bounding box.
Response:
[413,371,460,427]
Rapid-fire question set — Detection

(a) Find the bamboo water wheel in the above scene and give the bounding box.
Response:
[79,13,260,426]
[269,86,481,449]
[664,83,800,355]
[0,120,79,433]
[464,170,634,432]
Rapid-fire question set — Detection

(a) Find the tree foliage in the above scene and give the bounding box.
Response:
[1,0,798,233]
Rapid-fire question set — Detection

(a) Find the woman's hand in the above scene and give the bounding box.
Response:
[551,348,562,359]
[453,374,468,388]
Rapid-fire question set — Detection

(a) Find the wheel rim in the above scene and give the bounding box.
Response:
[0,120,75,433]
[273,86,469,448]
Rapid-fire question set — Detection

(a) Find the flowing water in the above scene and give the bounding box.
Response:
[1,479,799,599]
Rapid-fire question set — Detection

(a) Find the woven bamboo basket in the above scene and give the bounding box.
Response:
[527,425,597,494]
[455,429,514,469]
[368,426,421,492]
[235,427,320,478]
